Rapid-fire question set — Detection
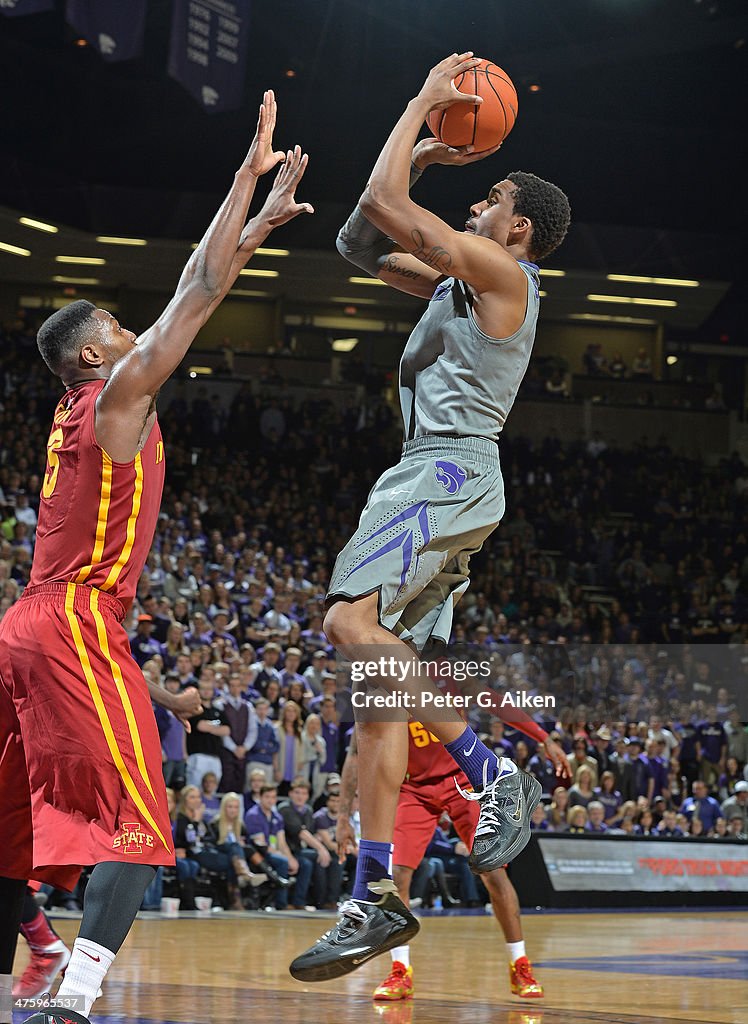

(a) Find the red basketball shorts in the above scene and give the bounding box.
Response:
[393,774,480,870]
[0,583,174,891]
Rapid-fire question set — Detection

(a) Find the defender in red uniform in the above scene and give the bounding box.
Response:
[0,92,313,1024]
[337,719,570,1002]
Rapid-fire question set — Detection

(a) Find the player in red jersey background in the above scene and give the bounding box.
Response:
[0,92,312,1024]
[337,714,570,1002]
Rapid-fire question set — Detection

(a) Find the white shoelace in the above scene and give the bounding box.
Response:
[455,759,519,838]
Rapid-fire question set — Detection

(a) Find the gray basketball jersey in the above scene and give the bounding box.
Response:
[398,261,540,442]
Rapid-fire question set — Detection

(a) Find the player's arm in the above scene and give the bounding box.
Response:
[96,94,310,459]
[336,728,359,862]
[338,140,502,299]
[147,680,202,733]
[360,54,525,302]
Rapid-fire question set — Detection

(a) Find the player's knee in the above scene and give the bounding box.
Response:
[323,598,372,645]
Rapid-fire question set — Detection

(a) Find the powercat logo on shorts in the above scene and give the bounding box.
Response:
[112,821,156,855]
[434,460,467,495]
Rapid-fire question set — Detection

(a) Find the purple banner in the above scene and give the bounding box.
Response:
[168,0,251,113]
[0,0,54,16]
[65,0,146,62]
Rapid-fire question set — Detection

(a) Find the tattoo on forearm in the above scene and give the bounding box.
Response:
[383,254,421,280]
[410,228,452,272]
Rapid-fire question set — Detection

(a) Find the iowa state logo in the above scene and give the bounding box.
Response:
[112,821,156,855]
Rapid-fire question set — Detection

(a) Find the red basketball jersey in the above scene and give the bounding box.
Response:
[30,380,165,610]
[405,715,548,786]
[405,721,458,785]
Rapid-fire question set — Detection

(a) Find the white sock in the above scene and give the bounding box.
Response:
[507,940,526,963]
[56,938,115,1015]
[498,757,518,777]
[1,972,12,1024]
[391,945,410,969]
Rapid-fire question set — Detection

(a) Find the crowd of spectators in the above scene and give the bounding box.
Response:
[2,319,747,913]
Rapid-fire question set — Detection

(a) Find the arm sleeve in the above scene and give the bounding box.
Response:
[336,163,423,276]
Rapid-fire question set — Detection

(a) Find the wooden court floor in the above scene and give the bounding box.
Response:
[12,908,748,1024]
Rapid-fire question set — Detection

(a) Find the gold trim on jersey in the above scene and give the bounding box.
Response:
[90,588,156,801]
[100,453,143,592]
[75,451,113,584]
[63,583,170,854]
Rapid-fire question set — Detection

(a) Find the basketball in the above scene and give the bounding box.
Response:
[426,58,518,151]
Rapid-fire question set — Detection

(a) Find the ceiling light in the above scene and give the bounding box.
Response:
[587,294,677,308]
[19,217,58,234]
[348,276,387,286]
[52,275,100,285]
[239,268,279,278]
[606,274,698,288]
[55,256,106,265]
[96,235,147,246]
[0,241,31,256]
[539,269,565,277]
[230,289,270,297]
[568,313,657,325]
[255,247,290,257]
[188,366,213,376]
[332,338,359,352]
[666,355,679,365]
[529,84,541,93]
[539,290,547,298]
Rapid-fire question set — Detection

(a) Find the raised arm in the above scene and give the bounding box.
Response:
[96,93,311,461]
[358,54,527,317]
[337,136,501,300]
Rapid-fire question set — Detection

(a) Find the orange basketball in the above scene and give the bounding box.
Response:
[426,58,518,151]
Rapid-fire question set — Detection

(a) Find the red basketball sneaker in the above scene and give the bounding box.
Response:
[12,942,71,999]
[509,956,544,998]
[373,961,414,1001]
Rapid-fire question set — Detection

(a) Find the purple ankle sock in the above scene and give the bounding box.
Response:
[352,840,392,901]
[444,725,507,790]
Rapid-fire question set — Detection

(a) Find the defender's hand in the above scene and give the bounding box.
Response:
[336,817,357,863]
[254,146,314,230]
[244,90,285,177]
[173,687,203,733]
[413,137,501,171]
[416,52,483,112]
[545,737,572,780]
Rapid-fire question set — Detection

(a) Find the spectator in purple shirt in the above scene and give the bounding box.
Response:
[628,738,651,799]
[206,609,239,650]
[585,802,608,833]
[594,771,623,824]
[646,738,670,804]
[680,780,722,832]
[130,614,166,667]
[657,809,685,837]
[696,709,728,789]
[245,698,279,784]
[486,719,515,760]
[244,785,297,909]
[154,675,187,790]
[280,646,306,693]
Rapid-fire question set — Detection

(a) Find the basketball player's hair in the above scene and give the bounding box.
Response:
[506,171,571,261]
[36,299,98,376]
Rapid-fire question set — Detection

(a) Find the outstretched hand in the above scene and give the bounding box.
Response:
[417,52,483,112]
[256,145,314,229]
[244,89,285,177]
[413,136,501,170]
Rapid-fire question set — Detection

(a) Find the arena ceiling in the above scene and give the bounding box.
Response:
[0,0,746,335]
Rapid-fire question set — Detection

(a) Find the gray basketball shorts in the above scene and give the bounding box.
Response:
[327,434,505,651]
